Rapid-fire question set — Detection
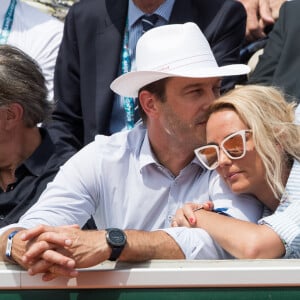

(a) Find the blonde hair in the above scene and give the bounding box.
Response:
[207,85,300,199]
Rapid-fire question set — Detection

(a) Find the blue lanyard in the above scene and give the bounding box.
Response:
[121,19,135,130]
[0,0,17,44]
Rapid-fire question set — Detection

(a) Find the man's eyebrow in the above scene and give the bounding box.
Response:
[182,83,206,91]
[184,78,222,89]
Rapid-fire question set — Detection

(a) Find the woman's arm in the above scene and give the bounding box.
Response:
[173,204,285,258]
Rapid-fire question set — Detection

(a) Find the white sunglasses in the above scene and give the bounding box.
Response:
[194,130,252,170]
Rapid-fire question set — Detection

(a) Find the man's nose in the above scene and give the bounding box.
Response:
[202,90,217,111]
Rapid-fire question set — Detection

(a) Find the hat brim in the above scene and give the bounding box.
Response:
[110,64,250,98]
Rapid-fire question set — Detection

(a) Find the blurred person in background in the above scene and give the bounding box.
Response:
[0,0,63,101]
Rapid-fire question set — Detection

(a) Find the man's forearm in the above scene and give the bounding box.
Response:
[120,230,185,261]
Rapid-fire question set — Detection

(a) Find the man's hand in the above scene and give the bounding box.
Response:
[238,0,285,41]
[172,202,213,227]
[269,0,286,19]
[21,225,111,280]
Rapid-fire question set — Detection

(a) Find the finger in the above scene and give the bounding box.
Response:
[28,251,75,276]
[269,0,285,20]
[21,225,52,241]
[42,272,59,282]
[25,232,72,259]
[36,231,73,246]
[42,265,79,281]
[243,3,263,41]
[171,219,178,227]
[42,249,75,268]
[66,224,80,229]
[258,0,275,24]
[183,203,201,225]
[174,209,193,227]
[202,201,214,211]
[23,240,56,264]
[27,259,53,276]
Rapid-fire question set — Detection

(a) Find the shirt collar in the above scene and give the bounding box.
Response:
[21,128,55,177]
[128,0,175,28]
[139,130,158,171]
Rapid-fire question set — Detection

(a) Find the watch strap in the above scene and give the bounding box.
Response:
[109,246,124,261]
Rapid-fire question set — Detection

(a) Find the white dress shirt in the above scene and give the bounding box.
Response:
[1,0,63,101]
[1,123,263,259]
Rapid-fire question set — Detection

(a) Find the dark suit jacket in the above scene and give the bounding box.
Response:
[50,0,246,155]
[249,0,300,103]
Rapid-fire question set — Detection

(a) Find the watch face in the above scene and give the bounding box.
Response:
[107,228,126,247]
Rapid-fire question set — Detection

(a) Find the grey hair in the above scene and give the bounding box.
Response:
[207,85,300,200]
[0,45,52,127]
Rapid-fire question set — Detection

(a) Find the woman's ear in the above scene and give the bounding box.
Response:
[139,90,160,119]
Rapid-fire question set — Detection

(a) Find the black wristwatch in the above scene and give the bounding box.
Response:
[105,228,127,261]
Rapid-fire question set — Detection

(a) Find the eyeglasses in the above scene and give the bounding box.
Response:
[194,130,252,170]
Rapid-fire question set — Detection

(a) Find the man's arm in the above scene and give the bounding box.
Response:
[16,226,184,280]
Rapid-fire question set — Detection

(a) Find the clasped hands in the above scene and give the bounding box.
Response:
[13,224,109,281]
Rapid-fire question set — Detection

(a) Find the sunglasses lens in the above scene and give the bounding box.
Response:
[196,147,218,169]
[223,134,244,158]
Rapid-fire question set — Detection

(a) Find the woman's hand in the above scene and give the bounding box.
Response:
[172,201,213,227]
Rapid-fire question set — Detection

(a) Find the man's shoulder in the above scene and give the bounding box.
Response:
[94,124,147,155]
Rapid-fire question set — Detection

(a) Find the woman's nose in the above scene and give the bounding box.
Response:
[218,148,232,167]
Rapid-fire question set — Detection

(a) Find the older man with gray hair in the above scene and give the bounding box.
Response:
[0,45,65,228]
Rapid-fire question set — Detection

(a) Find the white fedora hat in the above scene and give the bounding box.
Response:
[110,22,250,98]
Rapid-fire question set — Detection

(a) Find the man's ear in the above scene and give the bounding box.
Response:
[139,90,160,119]
[4,103,24,129]
[6,103,23,121]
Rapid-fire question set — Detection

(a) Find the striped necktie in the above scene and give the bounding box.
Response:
[141,14,158,33]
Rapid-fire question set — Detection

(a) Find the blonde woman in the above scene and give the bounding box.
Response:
[173,85,300,258]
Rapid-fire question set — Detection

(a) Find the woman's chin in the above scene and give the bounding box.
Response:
[227,181,248,195]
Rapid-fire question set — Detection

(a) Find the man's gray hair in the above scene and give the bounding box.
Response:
[0,45,52,127]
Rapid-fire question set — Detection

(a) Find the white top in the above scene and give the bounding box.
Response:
[1,0,63,101]
[0,123,263,259]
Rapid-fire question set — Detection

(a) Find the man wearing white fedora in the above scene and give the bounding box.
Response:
[0,23,261,280]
